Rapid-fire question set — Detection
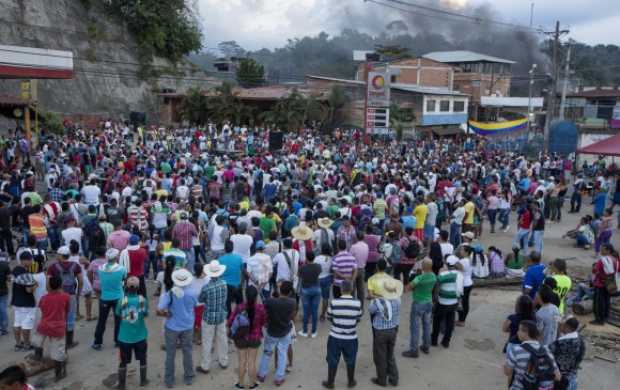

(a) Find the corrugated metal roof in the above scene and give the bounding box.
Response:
[481,96,544,107]
[306,75,467,96]
[423,50,515,64]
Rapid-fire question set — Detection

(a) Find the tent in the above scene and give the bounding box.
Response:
[577,132,620,156]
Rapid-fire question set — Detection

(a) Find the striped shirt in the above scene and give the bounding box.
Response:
[506,341,558,390]
[327,295,362,340]
[332,251,357,286]
[127,205,149,232]
[437,270,462,306]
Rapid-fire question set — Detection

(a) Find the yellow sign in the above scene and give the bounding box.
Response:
[20,81,31,101]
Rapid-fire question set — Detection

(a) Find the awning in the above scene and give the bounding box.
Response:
[577,132,620,156]
[0,44,73,79]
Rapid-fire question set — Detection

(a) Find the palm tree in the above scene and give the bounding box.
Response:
[179,87,208,125]
[325,85,348,131]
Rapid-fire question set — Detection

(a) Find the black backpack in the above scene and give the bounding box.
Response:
[404,237,420,259]
[55,262,78,295]
[520,343,556,390]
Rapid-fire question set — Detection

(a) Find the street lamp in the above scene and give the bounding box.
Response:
[527,63,537,140]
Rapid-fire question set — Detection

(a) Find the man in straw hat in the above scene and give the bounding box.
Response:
[314,217,335,255]
[157,268,198,388]
[368,276,402,387]
[291,224,313,265]
[197,260,229,374]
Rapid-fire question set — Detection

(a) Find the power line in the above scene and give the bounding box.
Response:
[366,0,546,33]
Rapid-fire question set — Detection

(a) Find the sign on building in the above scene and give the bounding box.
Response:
[366,107,390,134]
[366,72,390,108]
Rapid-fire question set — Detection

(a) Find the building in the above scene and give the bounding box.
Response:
[422,50,515,120]
[355,57,455,90]
[565,86,620,129]
[306,75,469,136]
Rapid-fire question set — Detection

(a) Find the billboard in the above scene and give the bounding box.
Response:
[367,71,390,108]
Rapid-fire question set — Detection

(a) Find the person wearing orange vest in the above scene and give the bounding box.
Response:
[28,205,48,251]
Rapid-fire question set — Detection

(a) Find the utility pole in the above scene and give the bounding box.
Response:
[529,2,535,28]
[527,63,537,140]
[559,45,572,120]
[543,21,569,151]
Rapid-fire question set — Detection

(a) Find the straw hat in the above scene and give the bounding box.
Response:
[375,278,403,300]
[171,269,194,287]
[203,260,226,278]
[292,224,313,241]
[317,217,333,229]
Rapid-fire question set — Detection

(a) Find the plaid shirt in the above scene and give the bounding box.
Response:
[49,187,64,203]
[368,297,401,330]
[171,221,197,250]
[198,277,228,324]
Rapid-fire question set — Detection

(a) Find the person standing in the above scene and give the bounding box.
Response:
[157,268,198,388]
[403,259,437,358]
[431,255,463,349]
[298,252,322,338]
[120,235,148,296]
[321,280,362,389]
[172,211,198,271]
[449,200,465,248]
[197,260,229,374]
[349,231,368,307]
[0,254,10,336]
[549,317,586,390]
[47,246,82,349]
[32,275,69,381]
[522,251,546,299]
[331,240,357,299]
[228,285,267,390]
[92,248,126,350]
[257,281,297,387]
[246,241,273,301]
[456,245,474,327]
[530,202,546,255]
[536,285,561,347]
[115,276,149,389]
[218,240,244,314]
[548,259,572,315]
[591,244,619,325]
[11,252,37,351]
[368,278,402,387]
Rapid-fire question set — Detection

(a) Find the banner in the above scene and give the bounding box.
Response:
[367,71,390,108]
[467,118,527,136]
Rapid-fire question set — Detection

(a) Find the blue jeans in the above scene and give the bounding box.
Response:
[487,209,497,230]
[531,230,544,254]
[183,249,195,272]
[449,222,461,248]
[409,302,432,352]
[326,336,358,368]
[513,228,530,252]
[499,209,510,229]
[144,251,158,279]
[575,233,589,248]
[258,332,291,381]
[67,295,77,332]
[0,294,8,332]
[568,373,577,390]
[301,286,321,333]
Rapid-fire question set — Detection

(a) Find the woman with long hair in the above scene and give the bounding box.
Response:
[501,294,535,352]
[592,243,619,324]
[228,286,267,389]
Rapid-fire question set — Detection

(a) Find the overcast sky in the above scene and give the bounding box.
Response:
[196,0,620,52]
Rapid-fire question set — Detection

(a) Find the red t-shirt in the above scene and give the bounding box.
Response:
[518,210,532,229]
[128,247,147,277]
[37,291,70,338]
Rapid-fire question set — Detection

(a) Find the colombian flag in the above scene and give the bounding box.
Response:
[467,118,528,136]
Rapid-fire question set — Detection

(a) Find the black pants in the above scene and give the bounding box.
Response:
[94,298,121,345]
[119,340,147,367]
[392,263,413,285]
[570,192,581,212]
[332,284,342,299]
[593,287,610,322]
[138,275,147,297]
[226,284,243,314]
[431,304,457,346]
[372,328,398,385]
[458,286,473,322]
[0,228,14,255]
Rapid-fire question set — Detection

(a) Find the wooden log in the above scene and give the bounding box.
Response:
[474,278,522,288]
[572,301,594,315]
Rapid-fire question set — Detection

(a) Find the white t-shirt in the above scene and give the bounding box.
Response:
[439,242,454,258]
[273,249,300,287]
[230,234,253,261]
[81,185,101,205]
[459,257,474,287]
[315,254,332,279]
[62,227,84,251]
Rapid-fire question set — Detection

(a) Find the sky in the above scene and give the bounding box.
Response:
[195,0,620,52]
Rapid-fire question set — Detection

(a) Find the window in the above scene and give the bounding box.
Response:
[453,100,466,112]
[440,100,450,112]
[426,99,436,113]
[390,75,397,83]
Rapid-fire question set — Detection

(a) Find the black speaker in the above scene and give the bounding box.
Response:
[130,111,146,125]
[269,131,283,151]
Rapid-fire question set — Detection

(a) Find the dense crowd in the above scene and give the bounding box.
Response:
[0,121,618,390]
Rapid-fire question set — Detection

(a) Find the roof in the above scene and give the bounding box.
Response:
[0,94,27,107]
[577,132,620,156]
[0,44,74,79]
[481,96,544,108]
[423,50,515,64]
[306,75,467,96]
[568,87,620,98]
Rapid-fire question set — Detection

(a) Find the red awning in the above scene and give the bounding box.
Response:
[577,132,620,157]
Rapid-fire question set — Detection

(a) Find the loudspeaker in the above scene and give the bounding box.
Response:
[129,111,146,125]
[269,131,283,151]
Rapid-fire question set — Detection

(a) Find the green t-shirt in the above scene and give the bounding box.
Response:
[160,162,172,174]
[411,272,437,304]
[205,165,215,180]
[506,253,524,270]
[115,294,148,343]
[259,217,276,239]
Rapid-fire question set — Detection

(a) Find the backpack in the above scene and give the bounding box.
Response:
[404,237,420,259]
[230,310,250,340]
[55,262,77,294]
[320,228,333,255]
[519,343,557,390]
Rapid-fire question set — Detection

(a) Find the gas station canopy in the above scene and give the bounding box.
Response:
[0,44,73,79]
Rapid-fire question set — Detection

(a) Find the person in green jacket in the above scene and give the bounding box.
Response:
[115,276,149,389]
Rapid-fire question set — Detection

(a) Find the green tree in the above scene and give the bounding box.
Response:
[43,112,65,135]
[207,82,247,125]
[325,85,348,130]
[389,103,415,141]
[218,41,246,58]
[179,87,209,125]
[236,58,265,88]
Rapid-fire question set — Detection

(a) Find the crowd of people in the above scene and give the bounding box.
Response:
[0,121,618,390]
